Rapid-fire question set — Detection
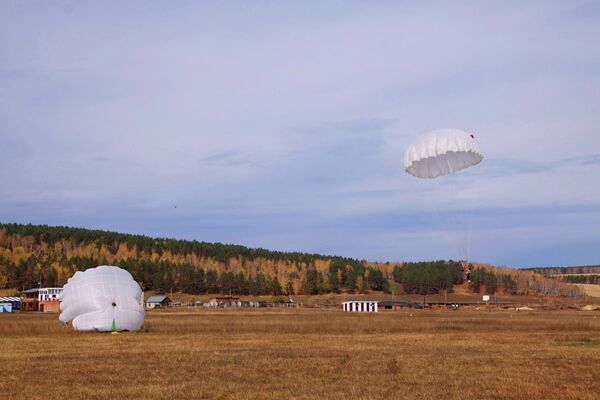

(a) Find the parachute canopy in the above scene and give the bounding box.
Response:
[59,265,144,332]
[404,128,483,179]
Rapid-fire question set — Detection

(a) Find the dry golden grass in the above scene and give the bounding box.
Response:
[1,309,599,399]
[574,284,600,298]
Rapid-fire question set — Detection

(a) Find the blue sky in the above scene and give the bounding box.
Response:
[1,1,599,268]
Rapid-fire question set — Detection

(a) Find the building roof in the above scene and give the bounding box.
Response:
[146,295,170,303]
[0,297,20,302]
[378,300,412,307]
[21,287,62,294]
[341,300,379,305]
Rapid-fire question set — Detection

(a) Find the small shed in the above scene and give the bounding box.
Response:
[341,300,379,313]
[0,297,21,311]
[0,303,13,313]
[145,295,172,309]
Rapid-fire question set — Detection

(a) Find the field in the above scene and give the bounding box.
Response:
[1,309,599,400]
[575,284,600,298]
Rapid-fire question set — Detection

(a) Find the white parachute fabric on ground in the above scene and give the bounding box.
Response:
[59,265,144,331]
[404,129,483,179]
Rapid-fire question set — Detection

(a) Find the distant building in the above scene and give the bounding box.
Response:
[20,288,40,311]
[0,297,20,312]
[20,287,63,312]
[145,295,171,309]
[378,300,412,310]
[39,288,62,312]
[208,296,240,308]
[341,300,378,312]
[285,296,298,308]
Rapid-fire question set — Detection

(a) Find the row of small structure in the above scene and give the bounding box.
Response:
[0,287,63,313]
[144,295,299,309]
[0,290,301,313]
[2,288,438,314]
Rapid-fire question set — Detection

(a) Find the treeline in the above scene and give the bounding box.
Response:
[392,261,464,295]
[559,275,600,285]
[468,268,517,294]
[525,265,600,276]
[390,261,577,297]
[0,252,390,296]
[0,223,351,265]
[391,261,518,295]
[0,223,393,295]
[302,261,389,295]
[0,223,583,298]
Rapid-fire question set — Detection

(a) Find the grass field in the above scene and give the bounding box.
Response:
[575,284,600,298]
[1,309,599,400]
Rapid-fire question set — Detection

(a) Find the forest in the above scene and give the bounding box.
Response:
[0,223,582,298]
[391,261,519,295]
[0,223,391,295]
[525,265,600,276]
[558,275,600,285]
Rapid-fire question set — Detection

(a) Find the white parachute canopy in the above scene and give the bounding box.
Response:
[59,265,144,332]
[404,128,483,179]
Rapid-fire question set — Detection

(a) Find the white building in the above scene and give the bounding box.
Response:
[21,287,63,312]
[341,300,378,312]
[145,295,171,309]
[39,288,62,301]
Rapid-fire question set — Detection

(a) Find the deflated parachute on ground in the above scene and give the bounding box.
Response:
[404,128,483,179]
[59,265,144,331]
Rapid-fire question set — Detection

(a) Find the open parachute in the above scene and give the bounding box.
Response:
[404,128,483,261]
[404,128,482,179]
[59,265,144,332]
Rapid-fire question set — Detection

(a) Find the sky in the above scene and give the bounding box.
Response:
[1,1,599,268]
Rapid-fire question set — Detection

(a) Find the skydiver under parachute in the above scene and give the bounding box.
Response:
[404,128,483,274]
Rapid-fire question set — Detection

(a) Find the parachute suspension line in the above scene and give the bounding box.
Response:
[453,177,476,264]
[464,174,482,265]
[446,178,469,263]
[430,155,461,261]
[431,178,459,263]
[446,153,455,175]
[447,155,470,264]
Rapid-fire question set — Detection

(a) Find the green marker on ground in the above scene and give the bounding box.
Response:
[111,301,119,334]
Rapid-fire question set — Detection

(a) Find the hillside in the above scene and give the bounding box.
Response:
[0,223,393,295]
[524,265,600,298]
[525,265,600,276]
[525,265,600,284]
[0,223,583,298]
